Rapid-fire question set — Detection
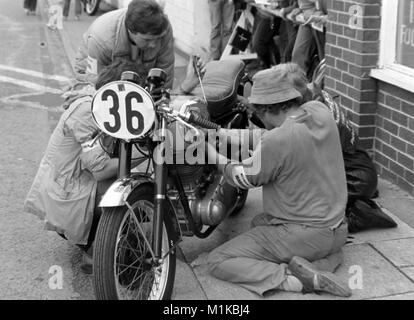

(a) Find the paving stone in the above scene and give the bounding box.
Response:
[372,238,414,268]
[173,258,207,300]
[370,292,414,300]
[401,267,414,282]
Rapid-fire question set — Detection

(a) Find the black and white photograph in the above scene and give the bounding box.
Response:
[1,0,414,306]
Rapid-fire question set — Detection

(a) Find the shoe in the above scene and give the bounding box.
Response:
[80,252,93,274]
[74,15,80,20]
[288,256,352,297]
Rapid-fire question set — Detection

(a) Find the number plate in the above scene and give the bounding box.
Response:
[91,81,156,140]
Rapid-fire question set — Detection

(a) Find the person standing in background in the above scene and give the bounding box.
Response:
[23,0,37,15]
[208,0,235,60]
[63,0,83,20]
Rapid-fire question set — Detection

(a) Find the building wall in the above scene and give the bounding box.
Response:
[164,0,211,56]
[164,0,195,54]
[325,0,414,195]
[375,82,414,194]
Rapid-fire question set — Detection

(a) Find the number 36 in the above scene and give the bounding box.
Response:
[102,89,145,136]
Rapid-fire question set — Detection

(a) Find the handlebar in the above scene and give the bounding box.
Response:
[186,111,220,130]
[157,103,221,131]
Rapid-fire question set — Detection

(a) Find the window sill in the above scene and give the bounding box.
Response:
[370,68,414,94]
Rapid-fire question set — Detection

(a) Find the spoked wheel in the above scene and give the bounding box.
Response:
[93,184,176,300]
[85,0,101,16]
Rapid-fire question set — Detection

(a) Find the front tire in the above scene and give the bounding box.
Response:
[93,184,176,300]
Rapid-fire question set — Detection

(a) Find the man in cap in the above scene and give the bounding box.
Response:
[74,0,175,89]
[205,65,351,297]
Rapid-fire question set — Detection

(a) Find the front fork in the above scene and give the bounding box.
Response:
[152,117,168,262]
[117,118,167,263]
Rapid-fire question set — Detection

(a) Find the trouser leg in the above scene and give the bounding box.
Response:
[208,218,348,296]
[312,29,326,61]
[75,0,82,16]
[221,0,235,55]
[252,14,278,68]
[207,229,290,295]
[63,0,71,17]
[292,24,315,73]
[209,0,224,60]
[282,21,298,62]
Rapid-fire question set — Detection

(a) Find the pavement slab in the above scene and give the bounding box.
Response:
[400,267,414,282]
[190,243,414,300]
[372,238,414,268]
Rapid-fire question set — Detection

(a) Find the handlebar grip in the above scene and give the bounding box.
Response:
[188,111,220,130]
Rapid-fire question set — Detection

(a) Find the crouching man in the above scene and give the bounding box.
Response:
[205,66,352,297]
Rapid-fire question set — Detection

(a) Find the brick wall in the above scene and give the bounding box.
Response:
[375,83,414,194]
[325,0,381,151]
[325,0,414,195]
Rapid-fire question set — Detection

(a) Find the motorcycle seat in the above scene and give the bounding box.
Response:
[191,59,245,121]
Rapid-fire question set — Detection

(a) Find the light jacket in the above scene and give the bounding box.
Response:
[24,85,111,245]
[74,8,175,89]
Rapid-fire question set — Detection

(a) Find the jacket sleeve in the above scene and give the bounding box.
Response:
[156,23,175,90]
[74,34,111,83]
[222,131,284,189]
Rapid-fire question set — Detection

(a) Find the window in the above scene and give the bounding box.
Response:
[371,0,414,93]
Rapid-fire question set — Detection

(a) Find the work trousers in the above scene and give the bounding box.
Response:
[208,0,235,60]
[252,13,281,68]
[63,0,82,17]
[292,24,325,74]
[207,213,348,296]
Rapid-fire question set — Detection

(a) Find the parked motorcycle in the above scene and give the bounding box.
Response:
[90,60,254,300]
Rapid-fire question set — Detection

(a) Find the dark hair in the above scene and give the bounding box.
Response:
[125,0,168,35]
[252,97,301,116]
[95,60,144,89]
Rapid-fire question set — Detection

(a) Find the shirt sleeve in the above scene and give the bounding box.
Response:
[155,23,175,89]
[222,131,284,189]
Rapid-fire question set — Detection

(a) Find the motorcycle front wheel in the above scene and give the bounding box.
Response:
[93,184,176,300]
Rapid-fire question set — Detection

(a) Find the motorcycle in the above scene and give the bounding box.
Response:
[90,59,257,300]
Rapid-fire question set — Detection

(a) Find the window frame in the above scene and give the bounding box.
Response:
[371,0,414,93]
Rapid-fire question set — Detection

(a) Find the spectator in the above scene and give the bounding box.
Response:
[208,0,235,60]
[291,0,327,76]
[63,0,82,20]
[74,0,175,89]
[23,0,37,15]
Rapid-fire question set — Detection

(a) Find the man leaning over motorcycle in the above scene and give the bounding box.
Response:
[204,64,352,298]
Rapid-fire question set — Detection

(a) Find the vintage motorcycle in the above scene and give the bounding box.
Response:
[90,59,260,300]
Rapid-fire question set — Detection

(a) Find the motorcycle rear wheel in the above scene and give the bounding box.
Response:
[93,184,176,300]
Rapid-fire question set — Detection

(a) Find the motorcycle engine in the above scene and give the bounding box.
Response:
[167,164,240,233]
